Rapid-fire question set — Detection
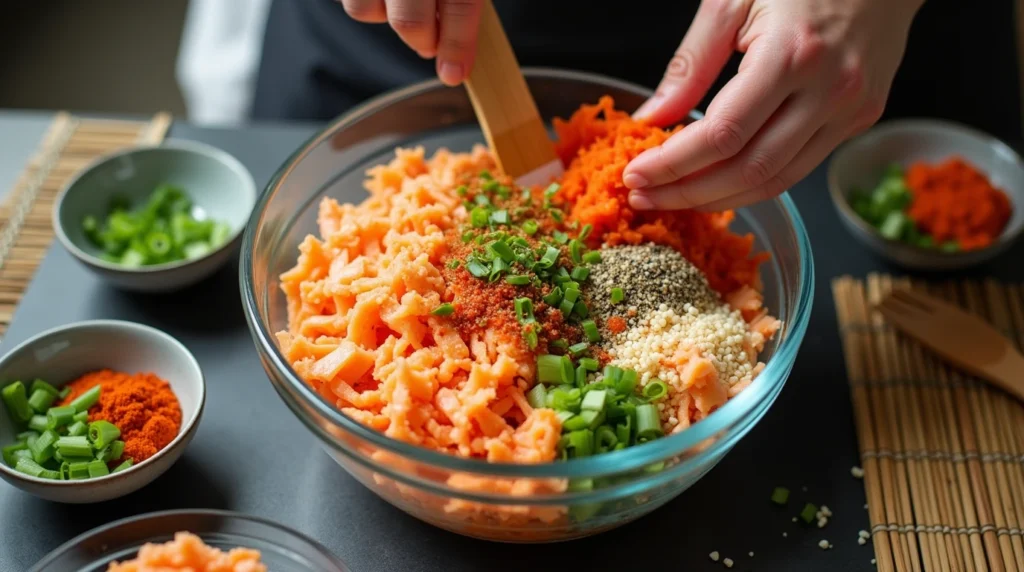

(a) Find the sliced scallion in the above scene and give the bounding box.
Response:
[635,404,663,442]
[505,274,531,285]
[582,251,602,264]
[582,320,600,343]
[642,379,668,400]
[431,303,455,317]
[610,287,624,304]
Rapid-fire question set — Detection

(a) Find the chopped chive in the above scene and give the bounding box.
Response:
[563,287,580,304]
[489,209,509,225]
[562,414,587,431]
[642,379,669,400]
[112,458,134,473]
[771,486,790,505]
[27,389,56,413]
[579,224,593,240]
[489,240,515,262]
[514,298,535,324]
[505,274,531,285]
[87,459,109,478]
[569,239,584,264]
[542,288,562,307]
[46,405,75,430]
[582,320,600,343]
[568,429,593,457]
[570,266,590,281]
[28,414,48,433]
[552,231,569,244]
[488,257,508,281]
[522,219,539,235]
[582,251,602,264]
[635,404,663,442]
[527,384,548,409]
[610,287,624,304]
[603,365,623,384]
[799,503,817,524]
[558,298,575,317]
[538,246,560,269]
[2,381,33,424]
[431,303,455,317]
[88,420,121,449]
[568,342,589,355]
[69,385,100,413]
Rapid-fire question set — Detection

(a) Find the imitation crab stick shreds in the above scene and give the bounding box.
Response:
[553,96,768,295]
[106,532,265,572]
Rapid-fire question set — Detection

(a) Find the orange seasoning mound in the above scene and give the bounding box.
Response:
[553,96,769,295]
[107,531,265,572]
[61,369,182,463]
[904,156,1012,251]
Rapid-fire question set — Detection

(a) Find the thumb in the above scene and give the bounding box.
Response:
[634,1,749,126]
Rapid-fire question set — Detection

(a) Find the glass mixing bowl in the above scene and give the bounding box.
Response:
[240,68,814,542]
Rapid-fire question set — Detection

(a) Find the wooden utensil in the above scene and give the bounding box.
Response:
[463,0,563,187]
[876,287,1024,401]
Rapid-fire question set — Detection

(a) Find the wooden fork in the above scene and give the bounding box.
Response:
[876,288,1024,402]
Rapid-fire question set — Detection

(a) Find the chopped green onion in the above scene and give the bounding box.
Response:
[582,320,600,343]
[30,379,59,397]
[489,209,509,225]
[522,220,539,235]
[514,298,535,324]
[488,257,508,281]
[456,185,468,196]
[550,339,569,351]
[581,389,607,412]
[642,379,669,400]
[563,287,580,304]
[568,342,589,355]
[570,266,590,281]
[466,259,489,278]
[635,404,662,442]
[582,251,602,264]
[29,430,58,464]
[536,354,572,385]
[15,457,47,478]
[548,387,581,411]
[2,442,27,467]
[505,274,531,285]
[28,414,49,433]
[66,420,87,437]
[799,503,818,524]
[470,206,490,228]
[558,298,575,317]
[431,303,455,317]
[113,459,134,473]
[69,385,100,413]
[68,461,91,480]
[538,246,560,269]
[552,231,569,244]
[527,384,548,409]
[87,459,109,478]
[616,418,631,445]
[56,435,93,458]
[572,301,589,319]
[542,288,562,307]
[479,170,493,180]
[610,287,624,304]
[544,183,560,199]
[523,328,539,350]
[578,224,593,240]
[603,365,623,385]
[16,430,38,443]
[73,411,88,423]
[2,381,33,424]
[58,386,71,400]
[579,357,599,372]
[548,209,564,223]
[569,239,584,264]
[446,259,460,269]
[88,420,121,449]
[27,389,56,413]
[489,240,514,262]
[616,369,638,396]
[474,193,491,206]
[771,486,790,505]
[46,405,75,429]
[568,429,593,457]
[575,364,587,387]
[595,426,618,453]
[461,230,475,243]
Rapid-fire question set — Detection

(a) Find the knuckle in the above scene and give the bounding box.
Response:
[704,118,746,159]
[440,0,479,18]
[657,145,684,181]
[389,15,430,35]
[833,57,866,100]
[342,1,383,21]
[741,152,778,188]
[788,24,827,72]
[439,36,473,54]
[664,49,696,82]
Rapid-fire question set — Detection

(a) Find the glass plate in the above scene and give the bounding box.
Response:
[30,509,350,572]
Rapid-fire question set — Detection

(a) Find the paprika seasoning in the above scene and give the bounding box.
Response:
[60,369,182,464]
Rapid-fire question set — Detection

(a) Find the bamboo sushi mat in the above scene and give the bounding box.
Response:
[833,274,1024,572]
[0,112,171,337]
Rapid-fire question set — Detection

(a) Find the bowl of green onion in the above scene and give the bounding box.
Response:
[828,119,1024,271]
[53,140,257,292]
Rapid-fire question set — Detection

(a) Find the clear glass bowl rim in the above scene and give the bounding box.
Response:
[240,67,815,479]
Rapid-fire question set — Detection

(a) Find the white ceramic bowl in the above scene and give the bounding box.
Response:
[53,140,257,293]
[828,118,1024,271]
[0,320,205,503]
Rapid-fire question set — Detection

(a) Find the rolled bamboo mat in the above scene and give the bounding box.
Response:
[833,274,1024,572]
[0,112,171,337]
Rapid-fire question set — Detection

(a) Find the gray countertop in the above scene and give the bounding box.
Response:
[0,110,1020,572]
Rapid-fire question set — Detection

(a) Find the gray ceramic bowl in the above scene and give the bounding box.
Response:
[828,119,1024,271]
[0,320,205,503]
[53,140,257,292]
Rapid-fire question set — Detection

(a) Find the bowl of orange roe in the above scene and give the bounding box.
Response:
[0,320,204,503]
[828,119,1024,270]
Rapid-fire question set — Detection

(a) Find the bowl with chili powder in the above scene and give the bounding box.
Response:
[0,320,204,503]
[828,118,1024,270]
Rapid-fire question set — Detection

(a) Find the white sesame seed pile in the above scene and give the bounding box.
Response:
[858,530,871,545]
[818,539,832,550]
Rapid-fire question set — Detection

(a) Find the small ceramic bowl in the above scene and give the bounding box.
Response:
[0,320,205,503]
[828,119,1024,270]
[53,140,257,293]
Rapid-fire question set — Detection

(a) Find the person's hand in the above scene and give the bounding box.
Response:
[623,0,924,212]
[339,0,483,86]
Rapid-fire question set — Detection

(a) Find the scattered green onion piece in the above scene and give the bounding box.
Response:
[56,435,93,458]
[558,298,575,317]
[58,386,71,400]
[30,379,59,397]
[799,503,818,524]
[550,339,569,352]
[580,408,604,430]
[113,459,134,473]
[575,364,587,387]
[572,301,589,319]
[581,389,607,412]
[456,185,468,197]
[582,251,602,264]
[27,388,56,413]
[616,418,631,445]
[563,288,580,304]
[66,420,87,437]
[2,381,33,424]
[603,365,623,385]
[610,287,624,304]
[461,230,475,243]
[537,355,573,385]
[522,219,539,235]
[479,170,493,180]
[73,411,88,423]
[488,257,508,281]
[431,303,455,317]
[489,209,509,225]
[446,259,460,269]
[474,193,491,206]
[569,239,584,264]
[552,231,569,244]
[642,379,669,401]
[544,183,560,199]
[87,459,110,478]
[88,420,121,449]
[523,328,539,350]
[562,415,588,432]
[68,461,91,480]
[617,369,639,396]
[527,384,548,409]
[644,461,665,474]
[16,430,38,443]
[470,206,490,228]
[568,429,594,457]
[635,404,663,442]
[771,486,791,505]
[29,430,58,464]
[542,288,562,307]
[11,448,32,465]
[59,460,70,480]
[46,405,75,429]
[145,231,173,258]
[514,298,535,324]
[2,442,27,467]
[548,209,564,223]
[28,414,49,433]
[505,274,531,286]
[538,246,560,269]
[489,240,515,262]
[570,266,590,281]
[595,426,618,453]
[579,357,599,372]
[466,259,489,278]
[582,320,600,343]
[69,385,100,413]
[568,342,589,356]
[15,457,46,478]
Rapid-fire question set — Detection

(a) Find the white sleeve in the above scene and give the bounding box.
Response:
[175,0,274,126]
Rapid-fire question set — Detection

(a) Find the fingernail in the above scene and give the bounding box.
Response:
[623,173,649,189]
[629,191,656,210]
[633,94,663,120]
[438,61,464,86]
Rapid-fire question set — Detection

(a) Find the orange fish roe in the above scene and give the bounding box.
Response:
[553,96,769,295]
[904,156,1012,251]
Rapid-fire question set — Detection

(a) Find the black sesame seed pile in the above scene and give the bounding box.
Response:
[587,243,718,336]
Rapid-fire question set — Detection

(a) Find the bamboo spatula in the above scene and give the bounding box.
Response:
[876,288,1024,402]
[463,0,563,188]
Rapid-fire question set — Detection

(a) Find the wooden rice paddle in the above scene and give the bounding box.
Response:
[876,287,1024,402]
[463,0,564,187]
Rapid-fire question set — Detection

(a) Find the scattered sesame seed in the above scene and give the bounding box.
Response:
[864,503,869,510]
[709,551,720,562]
[872,558,877,565]
[817,517,828,528]
[859,530,870,539]
[792,517,798,522]
[858,538,867,545]
[818,540,831,550]
[782,532,788,538]
[851,466,865,478]
[820,505,833,517]
[723,558,734,568]
[748,551,754,557]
